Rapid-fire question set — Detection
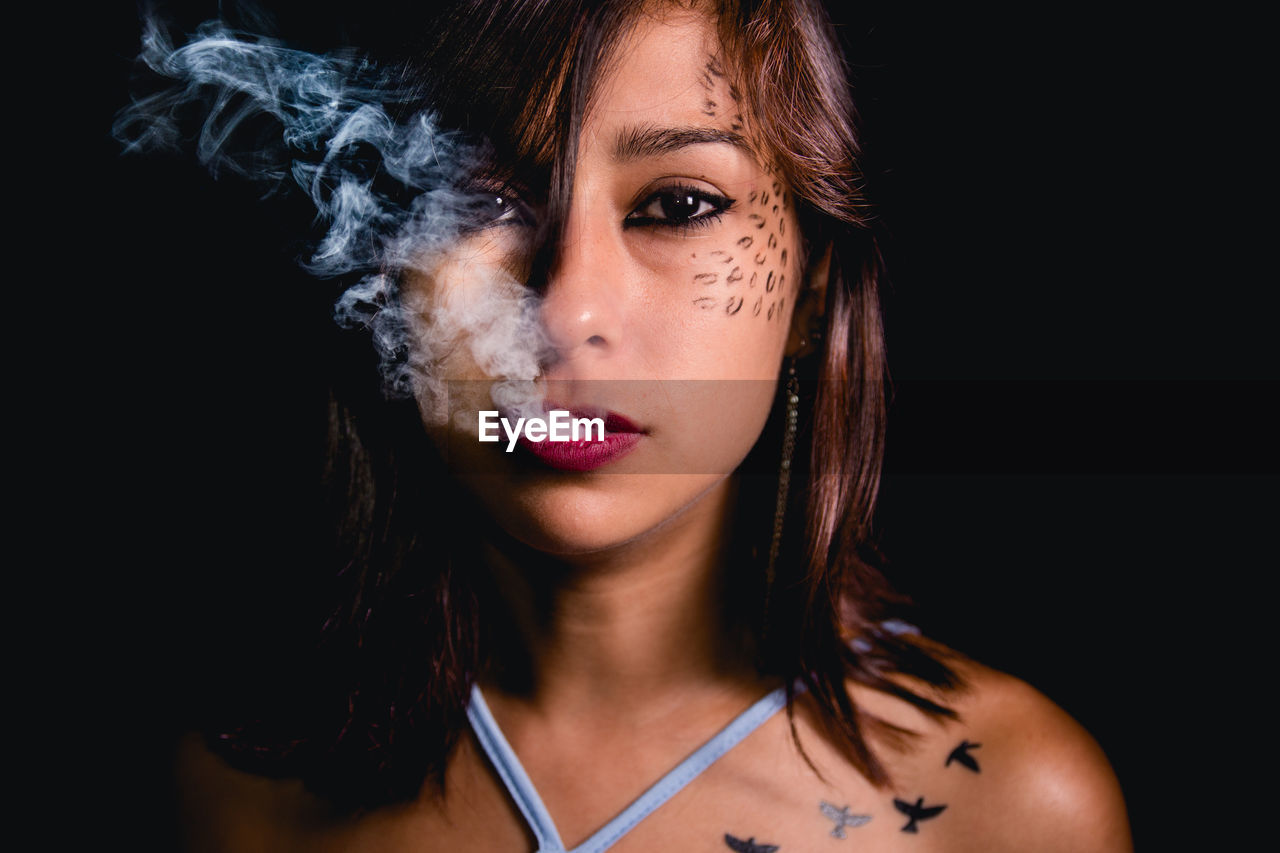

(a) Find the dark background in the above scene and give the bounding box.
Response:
[89,3,1273,850]
[832,8,1274,851]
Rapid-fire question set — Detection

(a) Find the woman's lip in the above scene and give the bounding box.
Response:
[540,403,645,435]
[517,430,642,471]
[602,411,642,434]
[513,405,646,471]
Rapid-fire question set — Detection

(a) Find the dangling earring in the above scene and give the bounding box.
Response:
[766,357,800,595]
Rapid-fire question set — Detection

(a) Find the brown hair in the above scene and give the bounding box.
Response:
[205,0,958,809]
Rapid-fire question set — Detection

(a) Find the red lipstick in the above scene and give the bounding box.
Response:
[516,407,644,472]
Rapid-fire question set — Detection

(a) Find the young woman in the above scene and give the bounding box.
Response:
[150,1,1131,850]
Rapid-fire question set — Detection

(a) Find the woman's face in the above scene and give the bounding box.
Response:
[404,6,806,554]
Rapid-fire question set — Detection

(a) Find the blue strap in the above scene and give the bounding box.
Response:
[467,686,567,852]
[467,684,790,853]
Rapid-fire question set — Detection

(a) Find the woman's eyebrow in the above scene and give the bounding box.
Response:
[612,125,750,162]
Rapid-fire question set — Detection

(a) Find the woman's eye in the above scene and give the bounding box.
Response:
[626,187,733,230]
[464,191,533,230]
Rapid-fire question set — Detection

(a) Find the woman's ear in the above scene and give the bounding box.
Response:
[786,242,831,357]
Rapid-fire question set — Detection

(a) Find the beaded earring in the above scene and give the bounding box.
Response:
[765,357,800,593]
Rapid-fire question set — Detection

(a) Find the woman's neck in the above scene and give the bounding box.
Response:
[479,475,760,723]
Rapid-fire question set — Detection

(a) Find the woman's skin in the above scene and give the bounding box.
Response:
[176,7,1131,851]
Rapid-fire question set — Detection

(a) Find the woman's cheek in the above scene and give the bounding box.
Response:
[399,230,546,437]
[667,183,800,385]
[402,229,537,373]
[687,179,799,327]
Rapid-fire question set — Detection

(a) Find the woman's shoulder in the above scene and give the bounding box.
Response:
[171,728,531,852]
[843,647,1132,852]
[945,660,1130,850]
[172,732,326,852]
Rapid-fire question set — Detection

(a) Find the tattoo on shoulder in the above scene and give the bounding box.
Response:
[945,740,982,773]
[724,833,780,852]
[819,801,871,838]
[893,797,947,833]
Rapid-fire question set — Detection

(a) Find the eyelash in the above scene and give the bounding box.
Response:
[462,184,734,234]
[625,185,736,233]
[463,183,533,231]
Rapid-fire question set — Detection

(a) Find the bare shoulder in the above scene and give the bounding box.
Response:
[885,654,1133,852]
[172,729,530,853]
[173,732,331,853]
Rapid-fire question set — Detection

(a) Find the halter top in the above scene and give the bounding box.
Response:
[466,684,789,853]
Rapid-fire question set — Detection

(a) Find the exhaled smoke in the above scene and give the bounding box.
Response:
[113,16,550,421]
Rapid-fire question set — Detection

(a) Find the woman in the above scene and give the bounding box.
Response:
[147,1,1131,849]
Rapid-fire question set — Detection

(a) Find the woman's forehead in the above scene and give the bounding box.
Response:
[576,8,760,170]
[464,2,764,185]
[587,9,738,132]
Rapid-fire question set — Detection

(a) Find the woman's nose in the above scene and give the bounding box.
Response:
[537,216,624,367]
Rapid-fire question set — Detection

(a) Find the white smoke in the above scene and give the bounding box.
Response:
[113,16,550,421]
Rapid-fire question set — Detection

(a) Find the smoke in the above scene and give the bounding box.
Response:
[113,16,550,422]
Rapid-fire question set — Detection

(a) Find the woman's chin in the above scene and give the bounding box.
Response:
[470,472,729,557]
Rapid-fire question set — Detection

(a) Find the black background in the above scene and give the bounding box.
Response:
[88,3,1274,850]
[831,8,1274,850]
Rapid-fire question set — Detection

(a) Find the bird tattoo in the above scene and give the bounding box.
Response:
[893,797,947,833]
[724,834,780,852]
[945,740,982,773]
[818,801,872,838]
